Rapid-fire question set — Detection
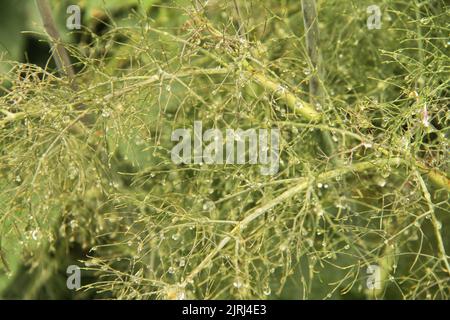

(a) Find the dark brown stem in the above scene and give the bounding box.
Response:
[36,0,75,82]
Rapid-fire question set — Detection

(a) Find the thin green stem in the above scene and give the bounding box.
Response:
[415,170,450,276]
[182,158,404,287]
[279,121,450,192]
[301,0,337,156]
[144,25,321,122]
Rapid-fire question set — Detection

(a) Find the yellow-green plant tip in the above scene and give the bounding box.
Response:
[252,71,321,122]
[426,169,450,192]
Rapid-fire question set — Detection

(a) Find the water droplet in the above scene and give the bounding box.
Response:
[31,229,39,241]
[315,207,324,217]
[233,279,243,289]
[101,108,112,118]
[263,285,271,296]
[176,290,186,300]
[375,177,386,187]
[202,200,216,212]
[172,233,180,241]
[69,220,78,229]
[62,115,70,124]
[420,17,431,25]
[68,166,78,180]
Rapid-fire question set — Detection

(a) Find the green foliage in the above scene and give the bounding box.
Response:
[0,0,449,299]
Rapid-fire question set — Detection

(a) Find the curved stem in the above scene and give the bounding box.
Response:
[279,121,450,192]
[182,158,404,287]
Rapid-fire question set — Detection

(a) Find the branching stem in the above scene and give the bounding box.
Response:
[182,158,405,287]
